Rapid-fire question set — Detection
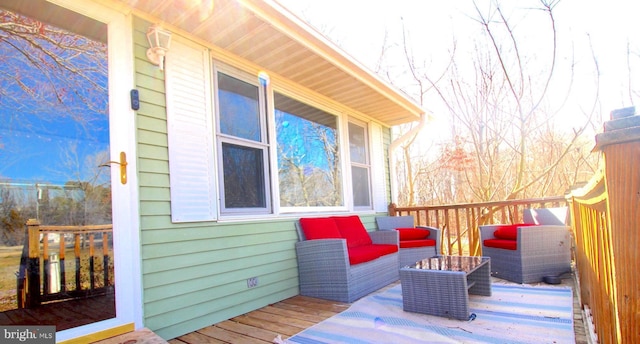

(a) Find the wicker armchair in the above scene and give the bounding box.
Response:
[294,218,399,302]
[480,224,572,284]
[376,216,441,268]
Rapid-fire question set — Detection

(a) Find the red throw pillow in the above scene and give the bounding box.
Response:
[396,228,430,240]
[299,217,342,240]
[332,215,373,248]
[493,224,536,240]
[493,225,519,240]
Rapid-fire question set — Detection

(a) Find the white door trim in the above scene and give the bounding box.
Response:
[50,1,143,341]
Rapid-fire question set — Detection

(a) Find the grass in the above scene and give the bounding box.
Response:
[0,247,22,312]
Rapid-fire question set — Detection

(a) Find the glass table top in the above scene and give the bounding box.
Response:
[406,255,488,273]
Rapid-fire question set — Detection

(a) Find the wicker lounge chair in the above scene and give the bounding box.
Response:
[295,216,399,302]
[480,224,572,283]
[376,216,441,268]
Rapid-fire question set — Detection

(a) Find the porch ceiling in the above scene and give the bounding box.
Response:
[117,0,424,127]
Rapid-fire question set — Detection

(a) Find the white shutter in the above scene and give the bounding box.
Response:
[370,122,388,212]
[165,40,217,222]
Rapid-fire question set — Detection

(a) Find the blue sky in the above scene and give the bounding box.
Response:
[0,11,109,186]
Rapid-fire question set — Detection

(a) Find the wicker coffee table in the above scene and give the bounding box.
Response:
[400,255,491,320]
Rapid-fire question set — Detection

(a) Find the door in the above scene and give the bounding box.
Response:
[0,0,141,340]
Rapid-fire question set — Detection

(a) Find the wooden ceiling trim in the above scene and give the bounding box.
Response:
[168,3,204,30]
[244,37,302,64]
[251,40,305,69]
[312,75,366,96]
[279,55,330,80]
[224,23,274,54]
[145,1,193,25]
[213,18,265,51]
[301,71,351,93]
[191,3,236,36]
[193,3,258,48]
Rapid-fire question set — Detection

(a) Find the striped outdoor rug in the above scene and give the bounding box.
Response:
[280,283,574,344]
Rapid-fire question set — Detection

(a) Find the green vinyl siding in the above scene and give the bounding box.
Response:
[132,16,301,339]
[132,15,393,340]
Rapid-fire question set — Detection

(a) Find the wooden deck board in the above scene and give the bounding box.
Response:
[169,331,226,344]
[170,292,346,343]
[195,325,269,344]
[257,305,332,323]
[229,313,306,337]
[215,320,281,342]
[243,309,318,329]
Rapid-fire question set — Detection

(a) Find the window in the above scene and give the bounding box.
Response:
[275,92,343,209]
[167,51,386,217]
[348,121,372,208]
[215,71,271,214]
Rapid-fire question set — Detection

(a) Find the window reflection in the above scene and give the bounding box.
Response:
[275,93,343,207]
[218,72,261,142]
[221,143,266,208]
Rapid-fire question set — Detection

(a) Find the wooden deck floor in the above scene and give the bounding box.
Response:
[0,292,115,331]
[168,293,348,344]
[168,275,590,344]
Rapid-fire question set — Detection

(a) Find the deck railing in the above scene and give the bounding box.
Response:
[17,219,114,308]
[388,196,567,256]
[567,113,640,344]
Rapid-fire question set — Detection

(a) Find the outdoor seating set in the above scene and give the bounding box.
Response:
[294,209,571,319]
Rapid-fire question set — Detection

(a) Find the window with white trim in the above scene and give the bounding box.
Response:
[274,92,343,209]
[348,120,372,209]
[166,40,391,219]
[214,70,271,214]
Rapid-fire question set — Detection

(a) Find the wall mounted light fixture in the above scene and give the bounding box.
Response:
[146,24,172,71]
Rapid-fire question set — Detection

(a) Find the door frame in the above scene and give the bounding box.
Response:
[50,0,143,341]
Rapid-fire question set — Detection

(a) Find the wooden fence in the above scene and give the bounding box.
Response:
[388,196,567,256]
[567,113,640,344]
[17,219,114,308]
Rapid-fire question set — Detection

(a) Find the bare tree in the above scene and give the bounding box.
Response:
[0,9,107,117]
[388,0,601,206]
[0,8,110,230]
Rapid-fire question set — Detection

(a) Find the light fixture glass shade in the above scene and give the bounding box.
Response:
[146,25,172,70]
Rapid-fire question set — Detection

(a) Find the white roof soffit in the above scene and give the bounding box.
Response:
[119,0,424,126]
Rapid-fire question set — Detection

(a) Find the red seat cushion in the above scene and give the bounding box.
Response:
[347,245,383,265]
[332,215,373,248]
[484,239,517,250]
[396,228,430,240]
[400,239,436,248]
[374,244,399,256]
[299,217,342,240]
[347,244,397,265]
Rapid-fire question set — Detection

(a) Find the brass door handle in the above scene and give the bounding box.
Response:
[100,152,128,184]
